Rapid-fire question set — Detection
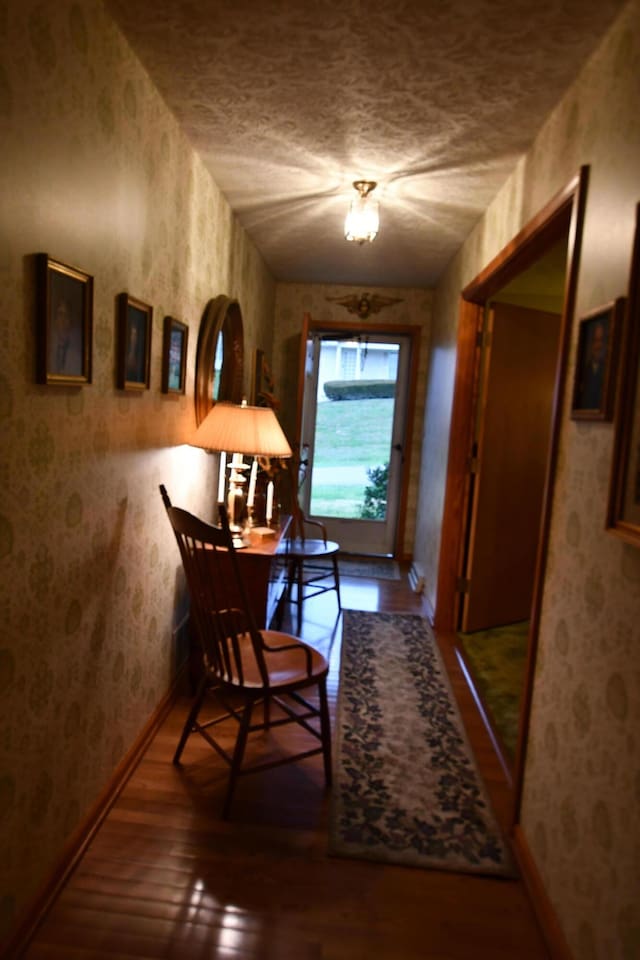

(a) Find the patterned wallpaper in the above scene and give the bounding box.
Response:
[415,1,640,957]
[3,0,639,954]
[272,284,433,558]
[0,0,274,939]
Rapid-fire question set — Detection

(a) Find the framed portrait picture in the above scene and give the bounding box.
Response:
[117,293,152,390]
[251,348,278,409]
[251,348,265,405]
[607,204,640,546]
[36,254,93,385]
[571,298,624,421]
[161,316,188,394]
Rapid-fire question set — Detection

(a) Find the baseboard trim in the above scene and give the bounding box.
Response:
[511,824,574,960]
[1,666,186,959]
[408,561,425,594]
[421,588,435,625]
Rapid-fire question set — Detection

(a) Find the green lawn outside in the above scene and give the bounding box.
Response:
[310,397,393,516]
[313,397,393,466]
[310,484,367,518]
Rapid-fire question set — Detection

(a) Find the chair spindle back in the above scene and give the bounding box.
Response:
[160,487,269,688]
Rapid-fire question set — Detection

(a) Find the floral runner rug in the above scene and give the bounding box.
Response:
[328,609,517,877]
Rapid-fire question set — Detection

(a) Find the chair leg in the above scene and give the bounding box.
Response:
[285,558,302,630]
[331,555,342,611]
[222,698,254,819]
[296,559,304,632]
[173,675,208,765]
[318,676,332,787]
[273,589,285,630]
[286,559,296,599]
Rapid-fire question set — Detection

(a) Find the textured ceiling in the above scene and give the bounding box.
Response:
[107,0,626,287]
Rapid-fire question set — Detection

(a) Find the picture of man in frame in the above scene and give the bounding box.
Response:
[125,307,147,383]
[573,311,611,415]
[574,314,609,411]
[48,273,84,377]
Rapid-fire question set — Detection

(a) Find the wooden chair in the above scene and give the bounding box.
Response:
[159,484,332,818]
[282,454,342,632]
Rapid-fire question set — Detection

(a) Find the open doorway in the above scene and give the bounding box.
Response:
[456,240,568,764]
[435,167,589,820]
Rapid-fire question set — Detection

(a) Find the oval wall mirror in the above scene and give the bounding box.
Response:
[194,295,244,425]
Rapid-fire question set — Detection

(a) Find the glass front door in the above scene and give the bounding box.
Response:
[299,332,410,555]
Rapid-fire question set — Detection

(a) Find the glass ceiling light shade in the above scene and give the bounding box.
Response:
[344,180,379,245]
[190,401,292,458]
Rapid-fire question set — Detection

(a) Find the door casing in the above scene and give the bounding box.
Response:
[434,166,590,823]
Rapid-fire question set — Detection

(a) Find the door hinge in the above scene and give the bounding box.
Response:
[456,577,471,594]
[476,329,492,348]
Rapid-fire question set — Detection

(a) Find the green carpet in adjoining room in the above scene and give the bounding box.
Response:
[458,621,529,761]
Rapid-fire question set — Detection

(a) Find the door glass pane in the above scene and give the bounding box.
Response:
[309,339,398,519]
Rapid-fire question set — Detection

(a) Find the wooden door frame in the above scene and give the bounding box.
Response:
[434,166,589,821]
[295,315,420,559]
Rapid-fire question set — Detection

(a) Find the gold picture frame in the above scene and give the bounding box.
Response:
[36,253,93,386]
[116,292,152,391]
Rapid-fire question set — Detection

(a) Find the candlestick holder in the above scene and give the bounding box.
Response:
[242,504,256,539]
[227,455,249,547]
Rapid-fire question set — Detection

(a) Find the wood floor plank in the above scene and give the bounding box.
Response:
[21,574,550,959]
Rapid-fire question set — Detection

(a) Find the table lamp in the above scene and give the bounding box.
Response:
[190,400,292,545]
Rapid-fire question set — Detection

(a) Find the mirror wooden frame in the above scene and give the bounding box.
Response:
[194,295,244,425]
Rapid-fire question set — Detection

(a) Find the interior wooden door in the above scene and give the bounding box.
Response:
[460,303,561,632]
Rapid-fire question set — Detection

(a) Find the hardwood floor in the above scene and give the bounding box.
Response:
[21,573,549,959]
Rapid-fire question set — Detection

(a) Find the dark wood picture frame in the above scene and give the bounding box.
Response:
[36,254,93,385]
[607,204,640,546]
[571,297,624,421]
[117,292,152,390]
[251,348,265,405]
[251,347,278,408]
[161,316,188,394]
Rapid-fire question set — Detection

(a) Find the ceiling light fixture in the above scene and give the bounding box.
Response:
[344,180,379,245]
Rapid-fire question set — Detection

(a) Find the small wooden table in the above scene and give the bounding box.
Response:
[234,515,291,628]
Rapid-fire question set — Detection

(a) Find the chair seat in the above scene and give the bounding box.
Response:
[223,629,329,689]
[285,537,340,559]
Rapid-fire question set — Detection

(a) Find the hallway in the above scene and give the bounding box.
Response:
[21,575,548,959]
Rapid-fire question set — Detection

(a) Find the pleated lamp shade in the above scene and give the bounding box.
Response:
[190,401,292,458]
